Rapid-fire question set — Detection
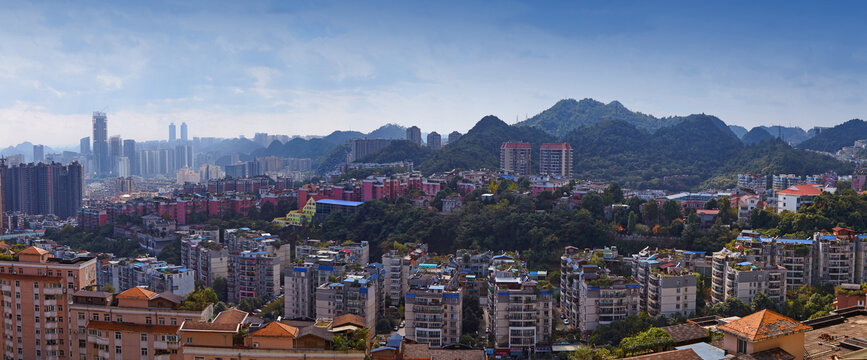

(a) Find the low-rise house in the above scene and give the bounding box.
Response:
[717,309,812,360]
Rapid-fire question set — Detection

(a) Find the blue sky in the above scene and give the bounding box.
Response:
[2,1,867,146]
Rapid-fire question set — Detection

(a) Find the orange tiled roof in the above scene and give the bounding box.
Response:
[624,348,702,360]
[18,246,48,256]
[778,184,822,196]
[87,320,178,334]
[179,321,239,332]
[332,313,366,328]
[213,308,248,325]
[116,286,158,300]
[717,309,812,341]
[250,321,299,338]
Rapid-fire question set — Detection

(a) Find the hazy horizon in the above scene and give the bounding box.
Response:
[3,1,867,147]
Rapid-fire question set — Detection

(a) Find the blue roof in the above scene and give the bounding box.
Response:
[293,267,307,273]
[429,285,445,290]
[316,199,363,207]
[387,333,403,347]
[736,261,752,266]
[443,293,459,299]
[683,251,706,254]
[418,264,437,268]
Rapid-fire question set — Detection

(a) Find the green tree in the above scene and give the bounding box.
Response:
[642,200,660,225]
[569,346,616,360]
[619,327,674,356]
[751,292,778,312]
[627,212,638,234]
[582,192,605,219]
[179,287,219,311]
[662,200,682,223]
[604,182,624,204]
[157,239,182,265]
[101,284,116,293]
[462,295,483,335]
[212,277,229,303]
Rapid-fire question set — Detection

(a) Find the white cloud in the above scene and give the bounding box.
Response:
[96,73,124,90]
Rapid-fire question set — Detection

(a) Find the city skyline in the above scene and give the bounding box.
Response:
[2,1,867,147]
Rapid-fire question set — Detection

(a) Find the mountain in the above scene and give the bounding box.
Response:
[322,131,366,145]
[759,126,811,144]
[556,114,849,190]
[741,127,774,145]
[516,98,684,135]
[198,138,262,158]
[420,115,555,173]
[0,142,55,162]
[728,125,748,138]
[367,124,406,139]
[798,119,867,152]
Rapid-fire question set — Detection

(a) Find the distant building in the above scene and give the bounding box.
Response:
[32,144,44,162]
[80,136,91,156]
[427,131,441,149]
[406,126,422,146]
[500,142,532,176]
[93,111,110,176]
[772,174,801,191]
[711,249,787,305]
[1,161,84,218]
[181,121,188,141]
[169,122,176,142]
[315,273,378,329]
[539,143,573,177]
[448,131,462,145]
[123,139,137,175]
[350,139,394,161]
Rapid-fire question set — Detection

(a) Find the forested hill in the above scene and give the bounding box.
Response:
[418,115,555,173]
[741,127,774,145]
[361,113,853,191]
[798,119,867,152]
[516,98,685,134]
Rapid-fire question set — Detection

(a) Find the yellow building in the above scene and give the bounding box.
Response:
[274,197,316,227]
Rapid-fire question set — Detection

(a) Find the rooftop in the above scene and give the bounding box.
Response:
[803,314,867,359]
[718,310,811,342]
[623,348,702,360]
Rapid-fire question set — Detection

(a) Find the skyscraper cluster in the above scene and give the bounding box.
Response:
[0,161,83,218]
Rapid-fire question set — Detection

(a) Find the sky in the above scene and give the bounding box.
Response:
[2,1,867,147]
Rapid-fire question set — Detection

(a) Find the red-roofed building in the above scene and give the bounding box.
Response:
[776,184,824,213]
[717,309,811,360]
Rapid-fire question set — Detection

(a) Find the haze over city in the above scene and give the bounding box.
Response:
[2,1,867,146]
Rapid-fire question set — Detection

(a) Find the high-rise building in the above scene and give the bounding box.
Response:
[500,142,532,176]
[1,162,83,218]
[427,131,441,149]
[539,143,573,177]
[180,122,188,141]
[33,144,44,163]
[169,122,176,142]
[122,139,137,175]
[448,131,462,145]
[0,246,98,360]
[79,136,91,156]
[406,126,422,146]
[92,112,110,176]
[227,250,280,303]
[349,139,394,161]
[109,135,123,176]
[175,144,193,170]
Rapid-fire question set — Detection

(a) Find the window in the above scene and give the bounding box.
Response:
[737,339,747,354]
[158,317,165,325]
[146,317,152,324]
[116,315,122,322]
[115,332,121,340]
[141,348,147,356]
[78,312,84,320]
[186,337,193,344]
[140,333,147,341]
[171,318,177,325]
[115,346,121,354]
[103,314,109,321]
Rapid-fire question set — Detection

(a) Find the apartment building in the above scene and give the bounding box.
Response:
[539,143,573,177]
[296,239,370,266]
[314,273,378,330]
[816,228,858,285]
[284,263,316,320]
[488,274,553,350]
[381,244,427,305]
[711,249,787,305]
[180,237,229,286]
[577,269,641,335]
[499,142,532,176]
[70,286,211,360]
[732,234,814,290]
[223,228,280,252]
[99,257,196,297]
[0,246,98,360]
[633,256,697,317]
[404,265,462,348]
[227,251,280,303]
[179,308,364,360]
